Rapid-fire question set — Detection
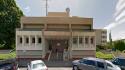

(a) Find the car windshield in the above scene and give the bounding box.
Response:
[106,60,115,67]
[112,58,125,66]
[32,63,45,69]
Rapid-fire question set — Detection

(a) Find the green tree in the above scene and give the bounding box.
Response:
[0,0,23,49]
[114,40,125,51]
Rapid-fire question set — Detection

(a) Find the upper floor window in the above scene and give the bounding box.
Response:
[91,37,94,44]
[85,37,89,44]
[19,37,22,44]
[32,37,35,43]
[38,37,42,43]
[73,37,77,44]
[79,37,83,44]
[26,37,29,44]
[102,36,106,38]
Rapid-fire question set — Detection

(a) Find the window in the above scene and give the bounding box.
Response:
[102,36,106,38]
[83,60,96,66]
[19,37,22,44]
[97,62,104,68]
[32,37,35,43]
[107,63,113,67]
[73,37,77,44]
[91,37,94,44]
[38,37,42,43]
[79,37,83,44]
[26,37,29,44]
[85,37,88,44]
[102,31,106,34]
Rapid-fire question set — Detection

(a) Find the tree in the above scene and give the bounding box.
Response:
[114,40,125,51]
[0,0,23,49]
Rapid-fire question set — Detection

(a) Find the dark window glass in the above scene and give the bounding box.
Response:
[38,37,42,43]
[107,63,113,67]
[79,37,83,44]
[19,37,22,43]
[32,37,35,43]
[26,37,29,43]
[102,36,106,38]
[73,37,77,44]
[91,37,94,44]
[97,62,104,68]
[114,58,125,66]
[83,60,96,66]
[85,37,88,44]
[119,59,125,65]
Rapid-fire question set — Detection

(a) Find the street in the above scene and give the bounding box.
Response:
[19,67,72,70]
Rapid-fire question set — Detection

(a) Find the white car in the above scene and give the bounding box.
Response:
[27,60,48,70]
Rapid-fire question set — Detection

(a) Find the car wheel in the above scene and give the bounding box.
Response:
[73,66,79,70]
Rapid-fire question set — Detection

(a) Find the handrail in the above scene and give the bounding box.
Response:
[48,50,52,61]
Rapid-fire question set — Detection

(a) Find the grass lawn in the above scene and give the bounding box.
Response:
[0,51,16,60]
[96,51,114,60]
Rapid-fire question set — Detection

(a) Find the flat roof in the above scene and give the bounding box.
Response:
[21,17,93,25]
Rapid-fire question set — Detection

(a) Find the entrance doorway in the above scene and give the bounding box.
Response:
[48,40,69,61]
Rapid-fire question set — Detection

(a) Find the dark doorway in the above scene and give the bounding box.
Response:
[48,39,68,61]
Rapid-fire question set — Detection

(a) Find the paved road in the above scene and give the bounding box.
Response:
[19,67,72,70]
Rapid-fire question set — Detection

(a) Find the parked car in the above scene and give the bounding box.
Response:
[0,62,18,70]
[72,57,121,70]
[112,57,125,70]
[27,60,48,70]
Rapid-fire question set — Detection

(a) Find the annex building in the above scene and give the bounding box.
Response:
[16,9,107,61]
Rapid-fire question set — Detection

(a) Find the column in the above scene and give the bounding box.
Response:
[78,36,79,47]
[69,31,72,59]
[42,30,45,58]
[83,36,85,47]
[22,35,25,47]
[89,36,91,47]
[35,35,37,47]
[29,35,31,46]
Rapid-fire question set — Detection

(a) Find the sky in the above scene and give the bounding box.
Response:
[16,0,125,41]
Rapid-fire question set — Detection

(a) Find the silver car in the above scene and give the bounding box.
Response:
[72,57,121,70]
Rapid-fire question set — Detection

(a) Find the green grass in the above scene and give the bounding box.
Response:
[0,51,16,60]
[96,52,114,60]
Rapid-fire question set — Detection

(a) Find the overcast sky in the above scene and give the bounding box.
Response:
[16,0,125,41]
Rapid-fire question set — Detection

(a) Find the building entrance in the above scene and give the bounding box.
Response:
[48,40,69,61]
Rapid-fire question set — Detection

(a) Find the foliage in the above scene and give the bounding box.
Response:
[96,47,100,51]
[0,51,16,60]
[0,0,23,49]
[114,40,125,51]
[96,52,114,60]
[0,44,5,49]
[96,45,107,50]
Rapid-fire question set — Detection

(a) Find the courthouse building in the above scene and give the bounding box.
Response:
[16,9,107,60]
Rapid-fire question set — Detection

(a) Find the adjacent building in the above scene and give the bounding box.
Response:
[16,9,107,60]
[95,29,107,46]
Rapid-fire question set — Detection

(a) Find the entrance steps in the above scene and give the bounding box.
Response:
[49,52,63,61]
[44,60,72,67]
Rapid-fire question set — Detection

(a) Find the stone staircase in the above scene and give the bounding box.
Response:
[49,52,63,61]
[18,51,72,67]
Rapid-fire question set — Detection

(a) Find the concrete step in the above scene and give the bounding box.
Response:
[44,60,72,67]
